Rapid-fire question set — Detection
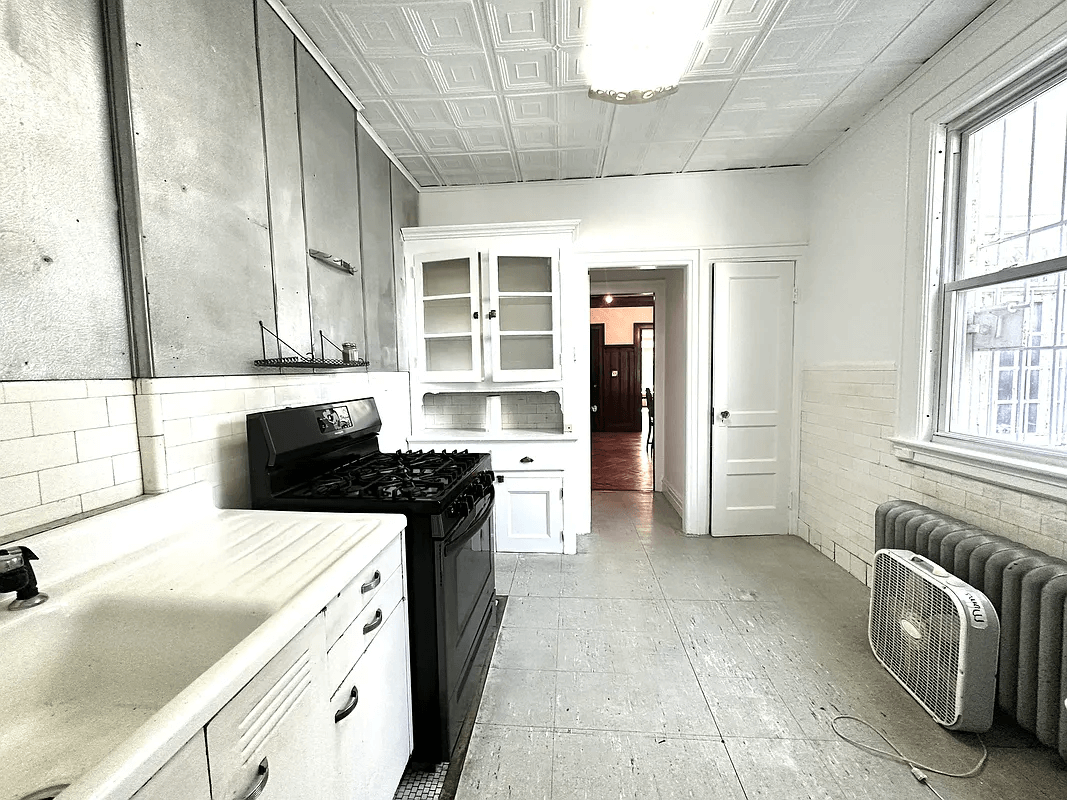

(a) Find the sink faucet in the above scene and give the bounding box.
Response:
[0,546,48,610]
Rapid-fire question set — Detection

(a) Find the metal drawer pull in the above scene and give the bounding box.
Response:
[334,686,359,723]
[363,608,383,635]
[241,758,269,800]
[520,456,533,463]
[360,570,381,594]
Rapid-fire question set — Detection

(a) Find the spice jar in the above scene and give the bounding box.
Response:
[342,343,359,363]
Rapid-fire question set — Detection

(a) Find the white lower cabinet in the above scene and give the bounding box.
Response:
[206,617,331,800]
[494,472,564,553]
[131,733,211,800]
[330,599,412,800]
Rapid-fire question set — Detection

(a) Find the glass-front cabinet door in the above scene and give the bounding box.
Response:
[488,251,561,381]
[416,252,482,382]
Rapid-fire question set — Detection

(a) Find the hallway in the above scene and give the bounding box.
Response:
[589,432,652,491]
[459,492,1066,800]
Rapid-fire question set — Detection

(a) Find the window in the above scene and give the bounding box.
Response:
[940,69,1067,454]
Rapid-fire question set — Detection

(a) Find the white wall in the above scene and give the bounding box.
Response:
[420,169,810,253]
[798,0,1067,580]
[662,271,687,510]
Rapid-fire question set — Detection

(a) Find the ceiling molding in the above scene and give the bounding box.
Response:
[401,219,581,241]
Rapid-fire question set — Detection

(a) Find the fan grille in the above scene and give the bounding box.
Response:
[870,552,962,724]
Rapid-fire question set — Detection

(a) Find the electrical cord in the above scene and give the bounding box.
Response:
[831,714,989,799]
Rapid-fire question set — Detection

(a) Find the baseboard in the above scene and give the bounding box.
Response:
[662,479,684,519]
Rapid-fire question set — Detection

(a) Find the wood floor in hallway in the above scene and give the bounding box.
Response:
[590,431,652,491]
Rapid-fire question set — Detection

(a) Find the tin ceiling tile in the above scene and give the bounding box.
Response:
[359,99,405,130]
[498,50,557,90]
[513,125,559,149]
[433,53,497,93]
[506,93,558,126]
[688,29,760,77]
[415,128,470,152]
[282,0,986,185]
[331,56,385,98]
[393,98,456,128]
[460,127,511,150]
[331,4,421,56]
[557,0,590,46]
[446,95,506,126]
[485,0,554,49]
[407,1,486,54]
[367,55,442,95]
[641,141,699,174]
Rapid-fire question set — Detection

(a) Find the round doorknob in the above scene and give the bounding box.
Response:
[719,410,730,420]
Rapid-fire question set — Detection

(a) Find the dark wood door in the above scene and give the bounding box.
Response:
[590,324,604,432]
[601,345,641,432]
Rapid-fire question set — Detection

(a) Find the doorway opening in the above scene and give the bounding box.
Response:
[589,293,654,491]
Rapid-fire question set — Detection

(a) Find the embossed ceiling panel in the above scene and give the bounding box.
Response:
[281,0,994,186]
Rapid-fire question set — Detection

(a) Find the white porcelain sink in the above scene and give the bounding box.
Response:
[0,483,404,800]
[0,595,270,800]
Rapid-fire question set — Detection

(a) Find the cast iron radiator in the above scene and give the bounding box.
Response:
[875,500,1067,761]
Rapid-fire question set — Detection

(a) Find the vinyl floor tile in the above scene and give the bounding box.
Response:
[461,490,1067,799]
[552,730,746,800]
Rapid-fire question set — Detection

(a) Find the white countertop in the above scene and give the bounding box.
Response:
[0,483,406,800]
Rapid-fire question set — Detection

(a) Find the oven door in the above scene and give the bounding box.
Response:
[438,493,496,752]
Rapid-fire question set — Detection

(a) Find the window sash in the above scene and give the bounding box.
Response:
[937,59,1067,453]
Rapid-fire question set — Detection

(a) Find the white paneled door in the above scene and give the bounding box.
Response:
[711,262,795,536]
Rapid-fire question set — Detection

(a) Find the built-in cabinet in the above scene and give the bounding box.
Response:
[414,247,561,383]
[494,472,564,554]
[207,618,331,800]
[404,221,584,555]
[128,532,411,800]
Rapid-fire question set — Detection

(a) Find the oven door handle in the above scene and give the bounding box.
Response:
[443,490,495,558]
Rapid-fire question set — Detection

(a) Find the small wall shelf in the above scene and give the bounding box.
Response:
[253,321,369,369]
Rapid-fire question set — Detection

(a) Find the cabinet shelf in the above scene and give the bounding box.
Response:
[423,332,474,340]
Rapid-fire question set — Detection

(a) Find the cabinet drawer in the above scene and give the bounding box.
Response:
[327,566,404,693]
[325,534,403,649]
[487,443,569,471]
[206,616,330,800]
[330,602,412,800]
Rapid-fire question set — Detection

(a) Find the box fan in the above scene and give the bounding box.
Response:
[868,549,1000,732]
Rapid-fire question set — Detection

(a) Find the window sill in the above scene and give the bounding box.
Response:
[890,436,1067,503]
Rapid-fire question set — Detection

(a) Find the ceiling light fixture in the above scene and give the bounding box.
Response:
[585,0,712,105]
[604,295,614,304]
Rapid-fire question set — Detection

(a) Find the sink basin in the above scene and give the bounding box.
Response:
[0,596,269,800]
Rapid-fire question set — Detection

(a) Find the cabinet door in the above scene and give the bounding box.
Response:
[488,250,561,381]
[415,251,482,381]
[494,472,564,553]
[132,732,211,800]
[330,600,412,800]
[207,617,332,800]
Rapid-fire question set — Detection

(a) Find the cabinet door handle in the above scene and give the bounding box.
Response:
[487,309,498,319]
[360,570,381,594]
[363,608,384,635]
[240,758,269,800]
[520,456,533,463]
[334,686,359,723]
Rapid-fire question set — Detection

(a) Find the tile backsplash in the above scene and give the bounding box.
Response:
[0,380,142,538]
[421,391,562,433]
[797,364,1067,586]
[500,392,563,432]
[0,373,411,539]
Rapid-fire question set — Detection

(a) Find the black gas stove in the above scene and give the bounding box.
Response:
[246,397,497,764]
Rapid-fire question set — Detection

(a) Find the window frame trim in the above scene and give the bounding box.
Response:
[932,58,1067,460]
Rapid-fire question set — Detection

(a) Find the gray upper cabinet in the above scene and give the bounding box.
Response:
[255,0,312,359]
[0,0,130,380]
[297,47,364,360]
[391,165,419,371]
[358,126,398,371]
[125,0,274,376]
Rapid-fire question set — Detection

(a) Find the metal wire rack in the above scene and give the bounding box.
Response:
[253,321,369,369]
